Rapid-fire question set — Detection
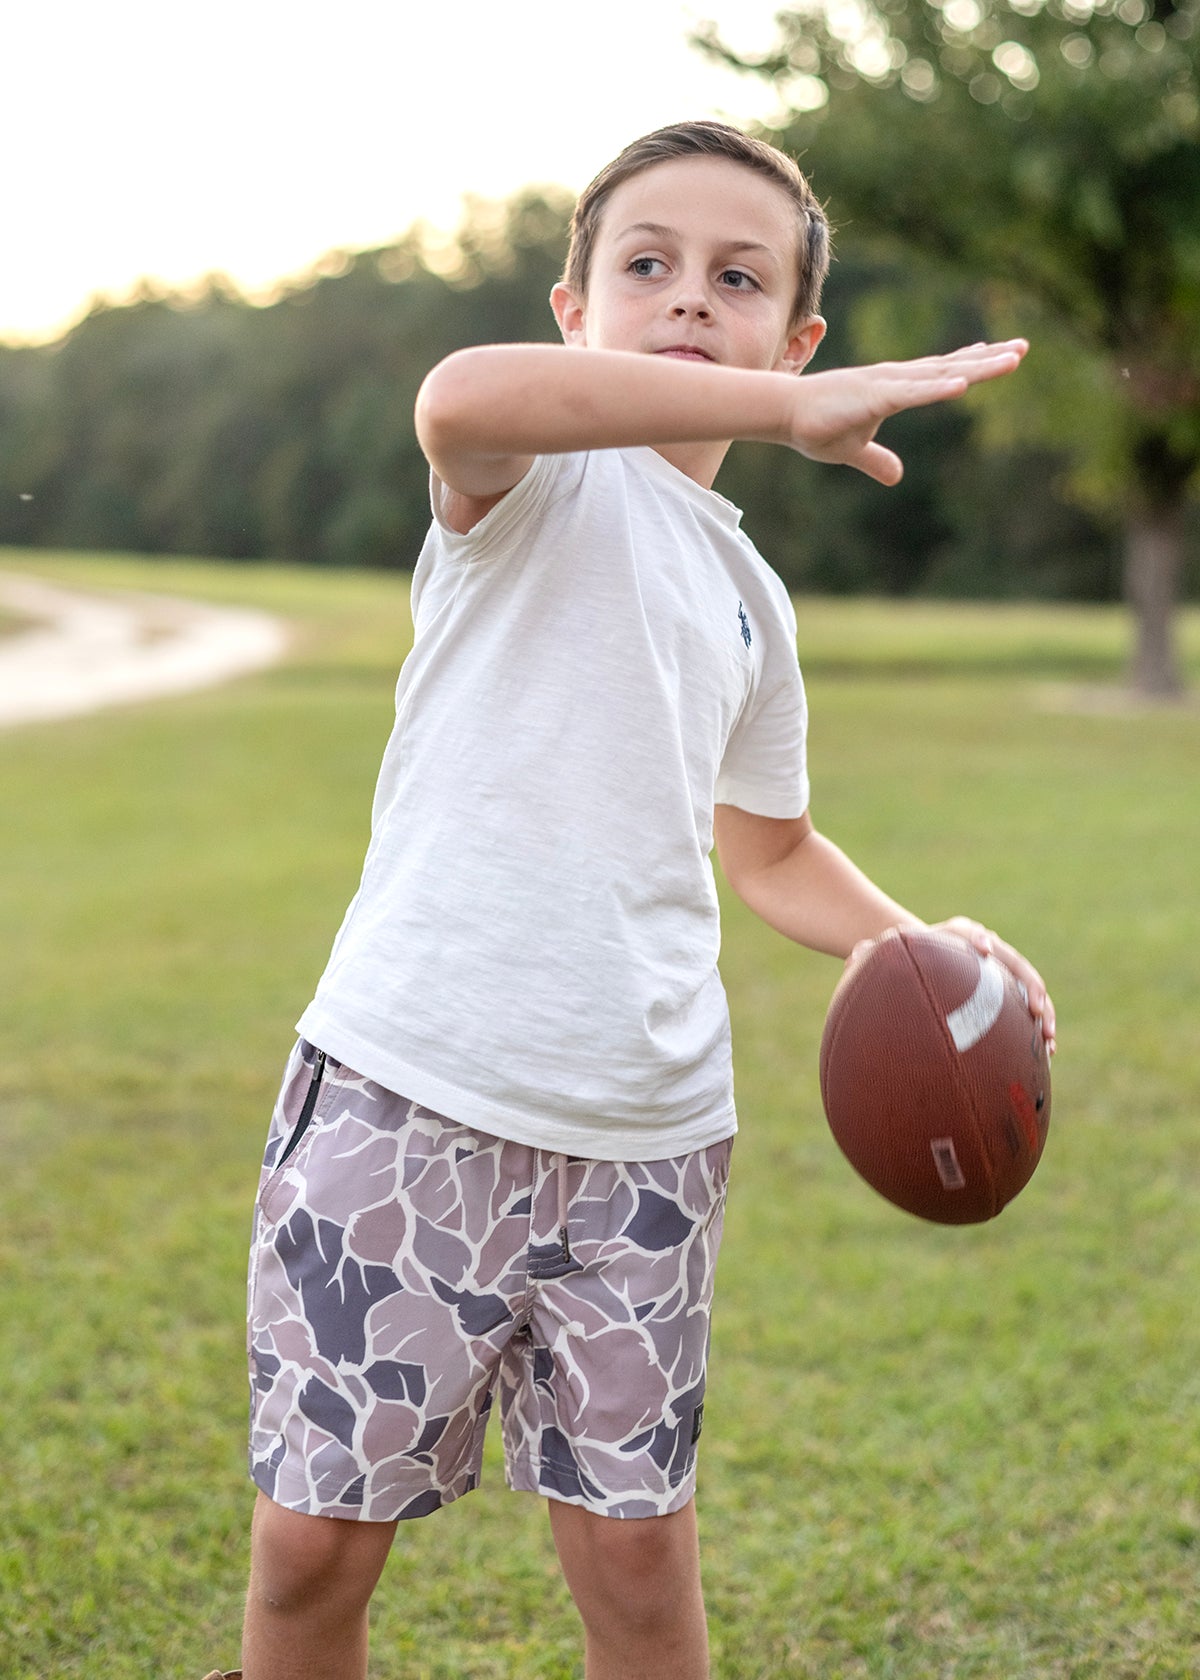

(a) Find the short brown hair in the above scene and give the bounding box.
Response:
[563,121,830,326]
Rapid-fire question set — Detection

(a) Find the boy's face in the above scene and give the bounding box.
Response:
[552,156,825,376]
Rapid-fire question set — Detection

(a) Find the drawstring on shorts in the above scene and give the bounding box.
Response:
[550,1152,571,1263]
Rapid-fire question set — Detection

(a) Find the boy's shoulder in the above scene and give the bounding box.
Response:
[430,446,698,549]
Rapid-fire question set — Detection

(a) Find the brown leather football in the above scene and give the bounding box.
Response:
[819,928,1051,1224]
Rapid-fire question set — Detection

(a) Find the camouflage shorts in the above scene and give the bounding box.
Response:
[247,1041,733,1523]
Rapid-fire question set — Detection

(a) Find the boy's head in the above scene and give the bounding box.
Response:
[562,120,830,329]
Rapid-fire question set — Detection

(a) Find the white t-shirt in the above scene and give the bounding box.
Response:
[296,446,809,1159]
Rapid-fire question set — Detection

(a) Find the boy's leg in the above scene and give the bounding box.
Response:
[549,1497,708,1680]
[501,1142,732,1680]
[242,1048,543,1673]
[241,1493,397,1680]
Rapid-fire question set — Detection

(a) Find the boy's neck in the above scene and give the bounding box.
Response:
[652,438,732,490]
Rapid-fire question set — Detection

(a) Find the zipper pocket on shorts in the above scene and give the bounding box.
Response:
[277,1048,327,1169]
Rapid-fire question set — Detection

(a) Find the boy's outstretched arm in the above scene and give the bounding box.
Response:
[415,339,1028,504]
[714,804,1056,1052]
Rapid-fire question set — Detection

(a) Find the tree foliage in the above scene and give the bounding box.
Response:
[699,0,1200,689]
[0,193,570,571]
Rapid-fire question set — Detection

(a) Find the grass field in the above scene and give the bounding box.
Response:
[2,549,1198,1679]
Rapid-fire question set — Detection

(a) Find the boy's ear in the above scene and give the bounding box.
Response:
[550,283,587,346]
[778,315,827,376]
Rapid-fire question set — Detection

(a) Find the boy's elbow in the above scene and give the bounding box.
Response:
[415,348,537,502]
[414,350,479,461]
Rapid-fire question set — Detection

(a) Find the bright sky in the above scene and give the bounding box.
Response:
[1,0,793,345]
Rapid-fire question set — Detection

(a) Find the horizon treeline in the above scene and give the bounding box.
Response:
[0,189,1152,600]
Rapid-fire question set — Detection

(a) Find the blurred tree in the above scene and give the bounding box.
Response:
[720,253,1121,598]
[0,346,54,545]
[0,192,570,572]
[699,0,1200,692]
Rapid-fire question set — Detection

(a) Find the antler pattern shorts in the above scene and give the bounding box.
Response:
[247,1041,733,1523]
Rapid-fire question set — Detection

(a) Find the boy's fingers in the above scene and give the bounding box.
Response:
[991,940,1058,1055]
[883,373,970,414]
[796,339,1026,479]
[933,916,1056,1053]
[889,340,1027,388]
[854,441,904,485]
[944,340,1026,377]
[868,344,1024,427]
[937,337,1027,365]
[899,351,1021,392]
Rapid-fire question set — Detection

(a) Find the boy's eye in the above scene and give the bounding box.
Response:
[628,256,665,278]
[720,268,760,291]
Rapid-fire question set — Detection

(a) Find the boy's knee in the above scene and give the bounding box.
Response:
[249,1494,395,1615]
[554,1501,701,1625]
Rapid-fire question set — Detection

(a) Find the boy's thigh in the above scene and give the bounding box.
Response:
[501,1141,733,1520]
[247,1044,535,1523]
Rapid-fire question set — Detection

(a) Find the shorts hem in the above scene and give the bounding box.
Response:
[505,1451,698,1519]
[250,1465,481,1524]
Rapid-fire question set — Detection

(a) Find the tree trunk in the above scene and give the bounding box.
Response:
[1123,497,1186,697]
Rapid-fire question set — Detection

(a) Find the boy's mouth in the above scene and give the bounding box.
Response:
[655,345,715,362]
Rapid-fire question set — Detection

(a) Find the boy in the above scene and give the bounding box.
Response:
[211,120,1055,1680]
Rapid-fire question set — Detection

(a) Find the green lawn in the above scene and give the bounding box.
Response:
[2,550,1198,1679]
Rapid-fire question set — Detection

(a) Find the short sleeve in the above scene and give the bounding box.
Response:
[427,454,585,564]
[714,663,809,819]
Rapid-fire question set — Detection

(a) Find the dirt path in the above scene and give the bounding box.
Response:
[0,572,289,728]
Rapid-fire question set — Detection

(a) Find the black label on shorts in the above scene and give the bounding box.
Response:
[691,1404,705,1444]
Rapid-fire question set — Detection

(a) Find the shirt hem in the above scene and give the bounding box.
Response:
[293,1008,738,1163]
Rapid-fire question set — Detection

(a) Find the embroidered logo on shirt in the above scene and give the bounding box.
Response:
[737,601,752,648]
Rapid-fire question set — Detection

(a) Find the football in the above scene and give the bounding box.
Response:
[819,927,1051,1224]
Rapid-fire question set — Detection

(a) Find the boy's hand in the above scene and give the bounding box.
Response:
[787,341,1028,486]
[920,916,1056,1053]
[847,914,1055,1053]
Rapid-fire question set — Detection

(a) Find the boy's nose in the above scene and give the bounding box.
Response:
[669,286,713,321]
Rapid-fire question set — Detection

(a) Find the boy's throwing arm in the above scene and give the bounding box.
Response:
[414,339,1028,520]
